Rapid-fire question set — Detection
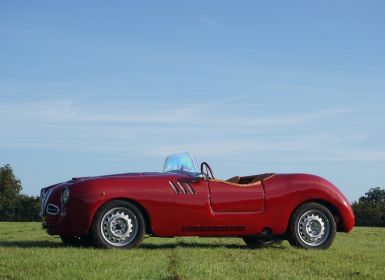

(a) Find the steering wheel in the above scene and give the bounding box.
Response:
[200,162,215,179]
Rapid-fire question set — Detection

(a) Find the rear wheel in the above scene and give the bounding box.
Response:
[90,200,145,249]
[288,202,336,249]
[243,236,282,248]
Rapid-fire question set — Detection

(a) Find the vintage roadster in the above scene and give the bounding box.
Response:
[40,152,354,249]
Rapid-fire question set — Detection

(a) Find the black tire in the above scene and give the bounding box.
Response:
[243,236,283,249]
[288,202,336,249]
[60,235,91,247]
[90,200,145,249]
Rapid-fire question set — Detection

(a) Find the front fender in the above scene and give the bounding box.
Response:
[68,179,138,235]
[263,174,355,234]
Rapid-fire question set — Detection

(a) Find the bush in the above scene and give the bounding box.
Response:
[352,187,385,227]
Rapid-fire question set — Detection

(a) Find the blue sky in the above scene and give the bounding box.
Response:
[1,1,385,201]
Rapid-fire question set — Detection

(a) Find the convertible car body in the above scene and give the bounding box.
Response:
[40,153,354,249]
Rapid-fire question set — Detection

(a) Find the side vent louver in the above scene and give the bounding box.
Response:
[182,225,246,233]
[168,180,196,195]
[184,182,195,194]
[176,181,188,194]
[168,181,179,194]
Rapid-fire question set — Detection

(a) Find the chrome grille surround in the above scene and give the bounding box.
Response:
[39,188,54,217]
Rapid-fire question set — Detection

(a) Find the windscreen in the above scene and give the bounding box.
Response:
[163,152,198,173]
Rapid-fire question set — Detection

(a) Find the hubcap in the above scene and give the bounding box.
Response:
[297,210,330,247]
[100,207,138,247]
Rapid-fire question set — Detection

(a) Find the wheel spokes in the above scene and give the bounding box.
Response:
[297,210,330,246]
[100,208,138,246]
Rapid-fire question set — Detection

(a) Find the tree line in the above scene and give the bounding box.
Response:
[0,164,384,226]
[351,187,385,227]
[0,164,40,221]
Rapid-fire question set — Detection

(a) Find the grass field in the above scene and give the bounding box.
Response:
[0,223,384,280]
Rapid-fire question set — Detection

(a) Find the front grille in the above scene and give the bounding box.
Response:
[46,203,60,215]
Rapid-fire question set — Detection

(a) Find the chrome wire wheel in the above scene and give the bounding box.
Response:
[100,207,138,247]
[297,210,330,247]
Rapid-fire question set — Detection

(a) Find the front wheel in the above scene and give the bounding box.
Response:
[90,200,145,249]
[288,202,336,249]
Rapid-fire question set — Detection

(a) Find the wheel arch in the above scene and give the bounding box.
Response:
[89,197,153,235]
[288,199,343,233]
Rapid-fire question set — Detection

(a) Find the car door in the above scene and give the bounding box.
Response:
[208,179,265,212]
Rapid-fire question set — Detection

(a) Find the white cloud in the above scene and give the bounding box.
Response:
[1,98,382,162]
[198,18,223,30]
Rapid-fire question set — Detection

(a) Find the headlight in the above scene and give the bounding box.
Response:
[61,187,70,206]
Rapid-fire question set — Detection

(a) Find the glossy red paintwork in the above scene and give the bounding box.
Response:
[209,180,264,212]
[41,172,355,238]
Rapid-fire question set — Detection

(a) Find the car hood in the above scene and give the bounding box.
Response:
[71,172,162,181]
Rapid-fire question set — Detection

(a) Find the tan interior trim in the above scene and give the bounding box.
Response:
[226,176,241,184]
[209,174,276,188]
[262,174,276,181]
[209,179,261,187]
[250,174,276,183]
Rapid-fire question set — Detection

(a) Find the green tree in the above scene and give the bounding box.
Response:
[358,187,385,203]
[14,195,41,221]
[0,164,40,221]
[0,164,22,221]
[352,187,385,227]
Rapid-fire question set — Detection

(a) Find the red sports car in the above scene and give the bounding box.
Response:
[40,152,354,249]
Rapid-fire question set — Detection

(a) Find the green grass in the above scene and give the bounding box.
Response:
[0,223,384,279]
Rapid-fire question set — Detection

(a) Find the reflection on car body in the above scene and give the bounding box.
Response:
[40,152,354,249]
